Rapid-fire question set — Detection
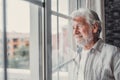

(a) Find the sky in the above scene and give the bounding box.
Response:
[0,0,69,34]
[0,0,30,33]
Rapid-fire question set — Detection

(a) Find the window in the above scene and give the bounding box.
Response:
[0,0,4,80]
[51,0,78,80]
[1,0,44,79]
[6,0,31,80]
[50,0,106,80]
[1,0,87,80]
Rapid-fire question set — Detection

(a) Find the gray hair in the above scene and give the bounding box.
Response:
[71,8,101,37]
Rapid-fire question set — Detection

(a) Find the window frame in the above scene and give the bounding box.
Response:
[2,0,46,80]
[2,0,86,80]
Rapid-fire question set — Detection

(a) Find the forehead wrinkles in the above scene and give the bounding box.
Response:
[73,17,87,24]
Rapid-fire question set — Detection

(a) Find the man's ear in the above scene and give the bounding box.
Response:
[92,22,99,33]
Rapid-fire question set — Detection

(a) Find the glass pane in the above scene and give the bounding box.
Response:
[0,0,3,67]
[52,0,78,80]
[69,0,78,13]
[52,0,57,11]
[59,17,70,61]
[81,0,86,8]
[51,15,58,69]
[52,15,59,80]
[52,0,78,15]
[6,0,30,80]
[52,14,76,80]
[0,0,4,80]
[7,0,30,69]
[59,0,69,15]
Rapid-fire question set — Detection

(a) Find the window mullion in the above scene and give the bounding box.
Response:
[2,0,7,80]
[44,0,52,80]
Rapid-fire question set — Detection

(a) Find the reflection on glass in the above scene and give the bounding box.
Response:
[51,15,58,71]
[52,15,75,80]
[52,15,60,80]
[51,0,78,79]
[58,17,70,65]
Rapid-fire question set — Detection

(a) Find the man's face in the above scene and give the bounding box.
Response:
[72,17,94,47]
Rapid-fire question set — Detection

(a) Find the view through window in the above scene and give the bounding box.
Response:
[6,0,30,80]
[7,0,30,70]
[51,0,78,80]
[0,0,87,80]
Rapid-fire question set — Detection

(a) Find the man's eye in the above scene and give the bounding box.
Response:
[73,27,76,29]
[77,24,83,28]
[72,24,83,29]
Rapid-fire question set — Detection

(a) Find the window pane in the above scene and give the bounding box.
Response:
[0,0,4,80]
[51,15,58,69]
[52,0,78,80]
[6,0,30,80]
[59,0,69,15]
[52,0,57,11]
[59,18,69,59]
[52,14,76,80]
[0,0,3,67]
[52,15,60,80]
[81,0,86,8]
[52,0,78,15]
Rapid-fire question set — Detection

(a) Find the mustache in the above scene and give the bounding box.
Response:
[75,34,93,47]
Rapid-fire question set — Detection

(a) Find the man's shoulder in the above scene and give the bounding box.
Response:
[103,43,120,54]
[104,43,120,49]
[93,39,119,52]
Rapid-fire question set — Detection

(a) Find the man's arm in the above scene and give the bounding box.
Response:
[113,47,120,80]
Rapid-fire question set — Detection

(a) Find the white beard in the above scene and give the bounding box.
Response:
[75,28,93,48]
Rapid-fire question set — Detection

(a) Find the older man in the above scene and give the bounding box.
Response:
[71,8,120,80]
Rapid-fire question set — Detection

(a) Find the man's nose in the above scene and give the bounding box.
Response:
[74,28,80,34]
[74,28,80,35]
